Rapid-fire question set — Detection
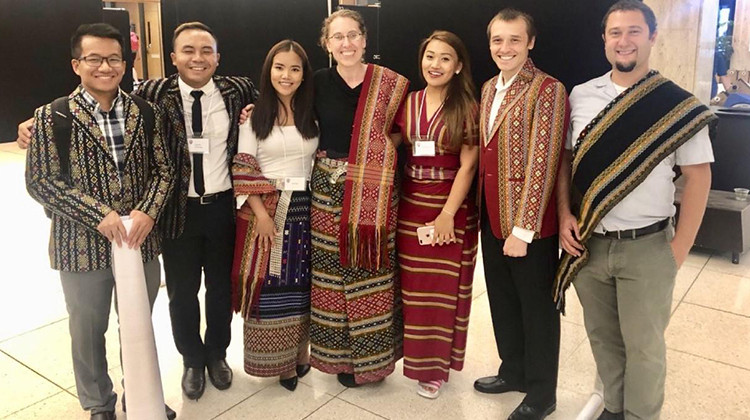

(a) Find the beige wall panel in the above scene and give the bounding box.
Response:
[734,0,750,71]
[645,0,717,103]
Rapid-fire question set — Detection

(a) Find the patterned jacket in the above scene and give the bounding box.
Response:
[478,59,569,240]
[26,87,173,271]
[135,74,257,239]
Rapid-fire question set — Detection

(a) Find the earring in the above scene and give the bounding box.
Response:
[455,70,460,75]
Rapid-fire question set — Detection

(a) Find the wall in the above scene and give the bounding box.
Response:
[0,0,103,142]
[645,0,718,103]
[733,0,750,71]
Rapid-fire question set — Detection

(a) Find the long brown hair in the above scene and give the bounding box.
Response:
[418,30,476,149]
[251,40,318,140]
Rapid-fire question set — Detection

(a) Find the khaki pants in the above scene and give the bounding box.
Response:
[574,227,677,420]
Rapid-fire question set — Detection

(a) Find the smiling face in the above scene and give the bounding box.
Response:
[421,39,462,91]
[72,36,124,98]
[603,9,656,75]
[170,29,219,89]
[325,16,366,67]
[488,18,535,80]
[270,50,304,102]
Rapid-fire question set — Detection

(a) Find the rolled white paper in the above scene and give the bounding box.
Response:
[112,216,167,420]
[575,374,605,420]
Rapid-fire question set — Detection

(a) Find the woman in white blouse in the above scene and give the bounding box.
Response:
[230,40,319,391]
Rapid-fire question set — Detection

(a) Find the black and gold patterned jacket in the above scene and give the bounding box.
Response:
[26,86,174,272]
[135,74,257,239]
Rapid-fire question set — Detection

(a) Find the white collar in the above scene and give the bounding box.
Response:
[495,71,519,91]
[178,77,216,100]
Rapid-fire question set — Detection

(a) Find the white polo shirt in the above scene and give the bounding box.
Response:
[566,71,714,232]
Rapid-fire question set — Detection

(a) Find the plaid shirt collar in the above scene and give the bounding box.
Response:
[77,86,128,179]
[78,86,125,115]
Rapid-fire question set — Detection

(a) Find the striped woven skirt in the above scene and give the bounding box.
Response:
[243,191,312,377]
[308,157,403,385]
[396,175,478,382]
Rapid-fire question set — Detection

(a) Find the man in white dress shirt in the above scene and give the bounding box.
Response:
[554,2,715,419]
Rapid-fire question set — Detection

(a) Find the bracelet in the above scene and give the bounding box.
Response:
[441,208,455,217]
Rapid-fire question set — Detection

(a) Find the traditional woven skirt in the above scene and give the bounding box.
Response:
[308,157,403,384]
[396,174,478,382]
[243,191,312,377]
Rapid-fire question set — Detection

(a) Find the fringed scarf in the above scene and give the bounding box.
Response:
[553,71,716,309]
[339,64,409,270]
[230,152,279,318]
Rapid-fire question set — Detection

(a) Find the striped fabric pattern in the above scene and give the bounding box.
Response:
[242,192,312,377]
[26,86,173,271]
[396,90,479,382]
[309,158,403,384]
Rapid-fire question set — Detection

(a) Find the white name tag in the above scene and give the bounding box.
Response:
[284,177,307,191]
[188,136,210,154]
[414,140,436,157]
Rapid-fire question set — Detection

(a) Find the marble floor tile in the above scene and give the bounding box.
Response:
[683,248,712,268]
[704,251,750,277]
[2,390,82,420]
[306,397,386,420]
[672,264,701,303]
[663,349,750,420]
[666,302,750,370]
[214,381,333,420]
[0,351,62,418]
[683,269,750,317]
[0,315,121,391]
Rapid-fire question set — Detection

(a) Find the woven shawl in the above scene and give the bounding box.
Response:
[553,71,716,307]
[339,64,409,269]
[230,152,279,318]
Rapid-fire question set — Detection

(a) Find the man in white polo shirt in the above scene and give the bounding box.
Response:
[554,1,715,419]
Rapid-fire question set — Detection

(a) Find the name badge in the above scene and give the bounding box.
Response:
[188,135,210,154]
[414,140,436,157]
[284,177,307,191]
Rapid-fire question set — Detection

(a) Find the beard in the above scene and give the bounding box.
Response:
[615,61,636,72]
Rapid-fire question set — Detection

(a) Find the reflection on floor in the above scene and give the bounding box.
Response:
[1,142,749,419]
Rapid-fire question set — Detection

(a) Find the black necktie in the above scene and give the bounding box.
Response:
[190,90,205,196]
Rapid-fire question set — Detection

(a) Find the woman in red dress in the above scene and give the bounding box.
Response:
[395,30,480,399]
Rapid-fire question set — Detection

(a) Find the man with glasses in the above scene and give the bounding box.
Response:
[25,23,173,420]
[17,21,257,402]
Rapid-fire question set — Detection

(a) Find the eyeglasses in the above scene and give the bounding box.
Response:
[328,31,363,43]
[77,55,124,68]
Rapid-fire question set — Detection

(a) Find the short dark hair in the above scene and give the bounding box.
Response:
[70,23,124,59]
[172,22,218,50]
[602,0,657,36]
[486,8,537,41]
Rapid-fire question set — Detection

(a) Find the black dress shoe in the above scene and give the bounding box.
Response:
[122,392,177,419]
[597,409,625,420]
[207,359,233,390]
[182,366,206,400]
[279,375,298,391]
[337,372,359,388]
[473,375,525,394]
[296,364,311,378]
[507,401,556,420]
[90,411,115,420]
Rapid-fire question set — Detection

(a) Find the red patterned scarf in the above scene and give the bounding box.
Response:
[230,153,279,318]
[339,64,409,270]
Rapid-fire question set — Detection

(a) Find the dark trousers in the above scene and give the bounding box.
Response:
[162,192,235,368]
[480,210,560,406]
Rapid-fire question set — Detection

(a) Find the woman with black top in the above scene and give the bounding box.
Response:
[308,8,409,387]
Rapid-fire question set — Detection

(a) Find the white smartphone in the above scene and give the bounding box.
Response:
[417,226,435,246]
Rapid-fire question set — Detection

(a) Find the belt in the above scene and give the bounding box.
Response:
[318,156,348,184]
[594,218,670,240]
[187,189,232,205]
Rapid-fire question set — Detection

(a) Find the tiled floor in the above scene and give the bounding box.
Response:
[1,141,749,419]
